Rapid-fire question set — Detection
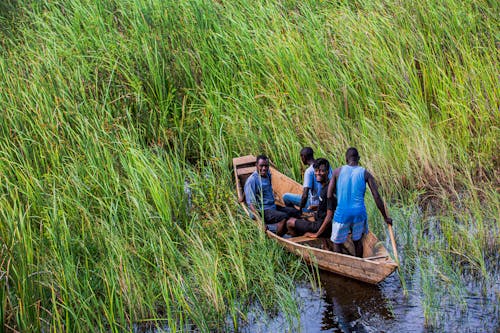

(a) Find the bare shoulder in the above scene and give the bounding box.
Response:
[364,169,376,182]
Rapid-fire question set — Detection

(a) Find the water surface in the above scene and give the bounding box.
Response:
[241,269,499,332]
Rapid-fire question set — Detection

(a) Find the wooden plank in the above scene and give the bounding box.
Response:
[274,232,397,282]
[234,159,245,202]
[234,156,256,202]
[364,255,389,260]
[306,251,396,283]
[269,166,302,205]
[233,155,256,166]
[278,240,394,284]
[236,166,255,176]
[288,236,315,243]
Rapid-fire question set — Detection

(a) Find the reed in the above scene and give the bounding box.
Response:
[0,0,497,330]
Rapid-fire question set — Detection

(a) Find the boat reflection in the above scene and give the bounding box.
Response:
[319,271,394,332]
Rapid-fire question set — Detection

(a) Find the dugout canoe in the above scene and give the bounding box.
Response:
[233,155,398,284]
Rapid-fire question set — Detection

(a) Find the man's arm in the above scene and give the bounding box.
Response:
[244,176,259,217]
[299,187,310,211]
[248,203,258,216]
[305,209,333,238]
[366,171,393,225]
[327,168,341,199]
[300,167,315,211]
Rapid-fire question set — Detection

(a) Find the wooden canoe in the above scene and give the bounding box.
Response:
[233,155,398,284]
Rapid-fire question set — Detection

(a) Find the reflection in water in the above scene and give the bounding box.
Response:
[239,272,411,333]
[319,271,394,332]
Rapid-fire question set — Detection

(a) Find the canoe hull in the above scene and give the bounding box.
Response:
[268,231,397,284]
[234,155,397,284]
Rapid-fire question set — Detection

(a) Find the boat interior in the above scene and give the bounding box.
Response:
[233,155,391,260]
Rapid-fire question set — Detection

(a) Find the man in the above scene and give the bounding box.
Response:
[244,155,301,235]
[286,158,335,238]
[283,147,332,213]
[327,148,393,257]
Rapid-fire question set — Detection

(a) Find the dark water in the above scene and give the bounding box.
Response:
[237,213,500,333]
[240,270,499,333]
[137,267,499,333]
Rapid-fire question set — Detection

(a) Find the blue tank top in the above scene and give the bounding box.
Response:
[333,165,367,223]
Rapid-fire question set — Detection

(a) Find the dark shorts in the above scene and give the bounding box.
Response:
[263,206,301,224]
[294,219,332,238]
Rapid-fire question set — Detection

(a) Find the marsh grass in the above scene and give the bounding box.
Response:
[1,0,498,330]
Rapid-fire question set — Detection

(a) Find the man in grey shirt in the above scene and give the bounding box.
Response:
[244,155,300,235]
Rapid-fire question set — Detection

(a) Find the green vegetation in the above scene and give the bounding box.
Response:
[0,0,498,331]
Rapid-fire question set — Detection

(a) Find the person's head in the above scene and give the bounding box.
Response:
[345,147,360,164]
[256,155,270,177]
[313,158,330,184]
[300,147,314,165]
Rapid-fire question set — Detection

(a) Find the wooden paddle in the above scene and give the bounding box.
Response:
[384,203,399,263]
[388,223,398,263]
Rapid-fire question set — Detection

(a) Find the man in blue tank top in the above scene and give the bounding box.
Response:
[327,148,393,257]
[244,155,301,235]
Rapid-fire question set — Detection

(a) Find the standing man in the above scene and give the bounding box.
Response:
[286,158,336,238]
[283,147,332,213]
[244,155,300,235]
[327,148,393,257]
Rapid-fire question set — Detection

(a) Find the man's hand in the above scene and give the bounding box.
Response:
[304,232,318,238]
[307,205,319,211]
[385,217,393,225]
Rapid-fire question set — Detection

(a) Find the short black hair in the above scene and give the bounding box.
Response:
[300,147,314,160]
[256,155,268,164]
[346,147,360,162]
[313,158,330,171]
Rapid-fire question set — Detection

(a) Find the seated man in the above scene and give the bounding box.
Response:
[286,158,336,238]
[283,147,332,213]
[244,155,301,235]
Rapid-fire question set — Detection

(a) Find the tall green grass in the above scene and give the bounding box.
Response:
[0,0,498,330]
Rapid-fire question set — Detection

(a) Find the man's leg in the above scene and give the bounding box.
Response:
[353,239,363,258]
[351,219,366,258]
[282,193,301,207]
[291,218,322,237]
[282,193,315,212]
[330,221,350,254]
[276,219,287,236]
[332,243,343,253]
[286,217,298,236]
[277,205,301,218]
[264,209,289,236]
[323,238,334,251]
